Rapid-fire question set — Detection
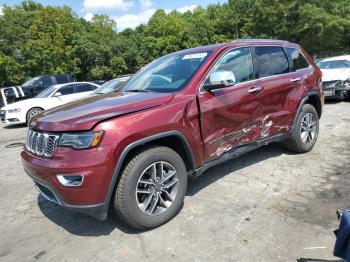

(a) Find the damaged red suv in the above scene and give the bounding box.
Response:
[22,39,324,229]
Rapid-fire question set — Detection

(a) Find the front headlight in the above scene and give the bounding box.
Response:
[8,108,21,113]
[58,131,104,149]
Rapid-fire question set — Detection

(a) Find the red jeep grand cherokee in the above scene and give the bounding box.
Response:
[22,39,324,229]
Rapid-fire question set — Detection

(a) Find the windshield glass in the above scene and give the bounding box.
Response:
[121,51,212,93]
[92,78,129,95]
[22,77,40,87]
[318,60,350,69]
[35,86,56,98]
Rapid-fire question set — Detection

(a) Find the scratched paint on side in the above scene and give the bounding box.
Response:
[209,115,290,158]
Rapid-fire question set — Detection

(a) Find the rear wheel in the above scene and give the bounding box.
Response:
[26,107,43,124]
[113,146,187,229]
[283,104,319,153]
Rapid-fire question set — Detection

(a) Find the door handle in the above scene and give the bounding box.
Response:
[248,86,263,94]
[291,77,302,82]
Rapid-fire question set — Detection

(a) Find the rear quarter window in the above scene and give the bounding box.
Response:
[287,48,310,71]
[255,46,289,78]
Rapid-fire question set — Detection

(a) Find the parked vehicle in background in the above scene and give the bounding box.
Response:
[0,74,74,108]
[0,86,26,107]
[22,39,323,229]
[20,74,74,98]
[1,82,99,125]
[317,56,350,100]
[91,75,132,95]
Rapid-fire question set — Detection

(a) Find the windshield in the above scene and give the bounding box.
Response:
[121,51,212,93]
[318,60,350,69]
[22,77,40,87]
[35,86,56,98]
[92,78,129,95]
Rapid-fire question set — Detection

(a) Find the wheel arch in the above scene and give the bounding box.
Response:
[103,131,196,213]
[292,92,322,129]
[26,107,45,122]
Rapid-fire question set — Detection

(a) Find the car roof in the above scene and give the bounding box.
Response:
[51,82,97,89]
[171,39,299,56]
[320,55,350,62]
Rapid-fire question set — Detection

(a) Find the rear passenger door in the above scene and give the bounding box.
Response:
[253,46,304,137]
[74,83,97,99]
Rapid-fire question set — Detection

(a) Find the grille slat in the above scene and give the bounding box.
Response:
[25,129,59,157]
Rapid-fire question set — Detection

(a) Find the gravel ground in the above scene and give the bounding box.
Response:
[0,101,349,262]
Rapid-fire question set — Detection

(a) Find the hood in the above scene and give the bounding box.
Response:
[30,92,174,131]
[321,68,350,82]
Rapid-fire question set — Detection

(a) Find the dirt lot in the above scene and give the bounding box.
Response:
[0,101,349,262]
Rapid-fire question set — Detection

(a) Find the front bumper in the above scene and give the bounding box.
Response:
[0,110,26,124]
[322,80,350,98]
[21,145,117,220]
[29,174,107,220]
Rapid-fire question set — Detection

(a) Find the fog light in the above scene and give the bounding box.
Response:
[57,174,84,187]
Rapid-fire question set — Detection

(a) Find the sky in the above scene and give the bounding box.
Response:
[0,0,226,31]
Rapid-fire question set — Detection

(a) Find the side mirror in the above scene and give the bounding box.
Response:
[203,71,236,92]
[54,92,62,97]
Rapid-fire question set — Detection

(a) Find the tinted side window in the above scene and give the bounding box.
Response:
[287,48,309,71]
[255,46,289,78]
[208,47,254,85]
[51,76,57,85]
[58,85,75,95]
[56,75,69,84]
[42,76,53,87]
[75,84,95,93]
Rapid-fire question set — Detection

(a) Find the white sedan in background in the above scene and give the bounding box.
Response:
[0,82,99,125]
[317,55,350,100]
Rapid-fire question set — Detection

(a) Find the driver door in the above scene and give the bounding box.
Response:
[198,47,264,161]
[52,84,76,105]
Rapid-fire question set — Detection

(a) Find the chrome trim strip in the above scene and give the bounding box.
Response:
[57,174,84,187]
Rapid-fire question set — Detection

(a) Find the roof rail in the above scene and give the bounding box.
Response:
[232,38,289,43]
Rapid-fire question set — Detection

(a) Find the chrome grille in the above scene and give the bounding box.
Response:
[26,129,60,157]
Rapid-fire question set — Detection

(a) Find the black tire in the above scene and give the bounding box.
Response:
[283,104,319,153]
[113,146,188,229]
[26,107,43,125]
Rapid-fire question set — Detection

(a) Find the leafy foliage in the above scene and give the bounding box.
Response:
[0,0,349,87]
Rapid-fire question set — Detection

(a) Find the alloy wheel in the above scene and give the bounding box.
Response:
[30,109,42,119]
[135,161,179,216]
[300,112,317,144]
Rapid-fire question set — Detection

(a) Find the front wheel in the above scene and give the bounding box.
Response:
[283,104,319,153]
[26,107,43,125]
[112,146,188,229]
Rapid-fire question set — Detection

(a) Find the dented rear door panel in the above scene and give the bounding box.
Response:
[257,72,303,137]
